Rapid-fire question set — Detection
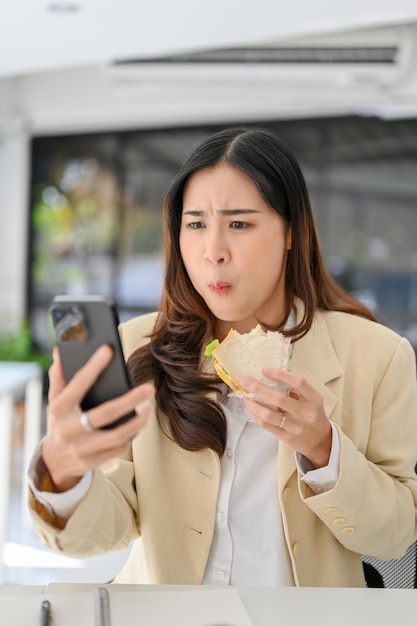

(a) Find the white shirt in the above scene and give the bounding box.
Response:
[203,392,294,586]
[202,391,339,586]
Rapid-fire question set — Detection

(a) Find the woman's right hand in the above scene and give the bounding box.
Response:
[42,344,154,492]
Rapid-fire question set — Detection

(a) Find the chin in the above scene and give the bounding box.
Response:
[212,310,252,328]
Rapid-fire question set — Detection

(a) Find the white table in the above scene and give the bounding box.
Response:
[0,583,416,625]
[0,361,43,583]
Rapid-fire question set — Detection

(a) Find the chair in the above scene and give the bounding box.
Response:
[362,541,417,588]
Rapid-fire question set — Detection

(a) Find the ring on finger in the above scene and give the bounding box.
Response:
[80,411,95,432]
[278,414,286,429]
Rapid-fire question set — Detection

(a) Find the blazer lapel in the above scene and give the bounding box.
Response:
[278,304,344,489]
[292,311,343,417]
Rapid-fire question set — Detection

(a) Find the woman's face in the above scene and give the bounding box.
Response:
[179,163,291,339]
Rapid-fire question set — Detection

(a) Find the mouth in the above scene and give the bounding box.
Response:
[209,282,231,295]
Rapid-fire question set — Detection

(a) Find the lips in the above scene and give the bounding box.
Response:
[209,282,231,294]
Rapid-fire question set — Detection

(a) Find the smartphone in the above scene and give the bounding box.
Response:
[49,295,135,429]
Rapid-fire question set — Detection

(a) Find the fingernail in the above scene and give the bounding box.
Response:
[97,344,112,359]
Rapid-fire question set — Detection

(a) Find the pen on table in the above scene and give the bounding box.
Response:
[94,586,112,626]
[40,599,51,626]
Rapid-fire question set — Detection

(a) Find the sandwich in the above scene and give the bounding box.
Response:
[204,324,292,402]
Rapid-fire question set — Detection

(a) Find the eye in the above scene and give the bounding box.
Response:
[187,221,205,229]
[230,221,249,229]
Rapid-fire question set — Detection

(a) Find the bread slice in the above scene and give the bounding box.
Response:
[206,324,292,400]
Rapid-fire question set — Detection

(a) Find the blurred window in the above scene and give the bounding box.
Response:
[29,118,417,352]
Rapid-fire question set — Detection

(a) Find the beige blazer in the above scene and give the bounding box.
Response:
[29,305,417,587]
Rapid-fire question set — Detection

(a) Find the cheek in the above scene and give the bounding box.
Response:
[245,236,285,267]
[179,235,198,275]
[179,232,191,259]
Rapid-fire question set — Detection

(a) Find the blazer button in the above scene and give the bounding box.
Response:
[342,526,355,534]
[332,517,346,526]
[324,507,337,515]
[292,542,301,560]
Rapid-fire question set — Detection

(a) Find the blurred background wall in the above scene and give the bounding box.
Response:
[1,0,417,355]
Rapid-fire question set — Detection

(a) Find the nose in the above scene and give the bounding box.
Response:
[204,233,230,265]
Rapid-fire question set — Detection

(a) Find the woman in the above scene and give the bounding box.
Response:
[28,127,417,587]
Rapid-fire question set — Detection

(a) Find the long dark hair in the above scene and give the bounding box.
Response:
[127,127,376,455]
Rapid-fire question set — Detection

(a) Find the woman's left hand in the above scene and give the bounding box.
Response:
[241,368,332,469]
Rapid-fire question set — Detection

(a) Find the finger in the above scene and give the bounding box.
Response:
[240,377,305,427]
[58,344,114,405]
[65,441,139,477]
[261,367,308,397]
[85,384,154,430]
[79,414,147,451]
[48,347,67,402]
[240,376,288,409]
[260,369,324,416]
[75,406,152,460]
[288,388,301,401]
[243,396,287,437]
[42,401,153,488]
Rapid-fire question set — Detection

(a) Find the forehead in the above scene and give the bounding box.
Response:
[183,163,264,207]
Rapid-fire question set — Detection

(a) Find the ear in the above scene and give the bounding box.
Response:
[285,223,292,250]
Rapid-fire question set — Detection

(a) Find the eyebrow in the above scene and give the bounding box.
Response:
[182,208,260,216]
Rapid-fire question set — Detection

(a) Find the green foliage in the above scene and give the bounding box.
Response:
[0,320,52,372]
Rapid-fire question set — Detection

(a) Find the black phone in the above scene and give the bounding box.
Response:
[49,294,135,429]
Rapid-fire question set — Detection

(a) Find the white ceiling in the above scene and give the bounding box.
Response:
[1,0,417,78]
[1,0,417,132]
